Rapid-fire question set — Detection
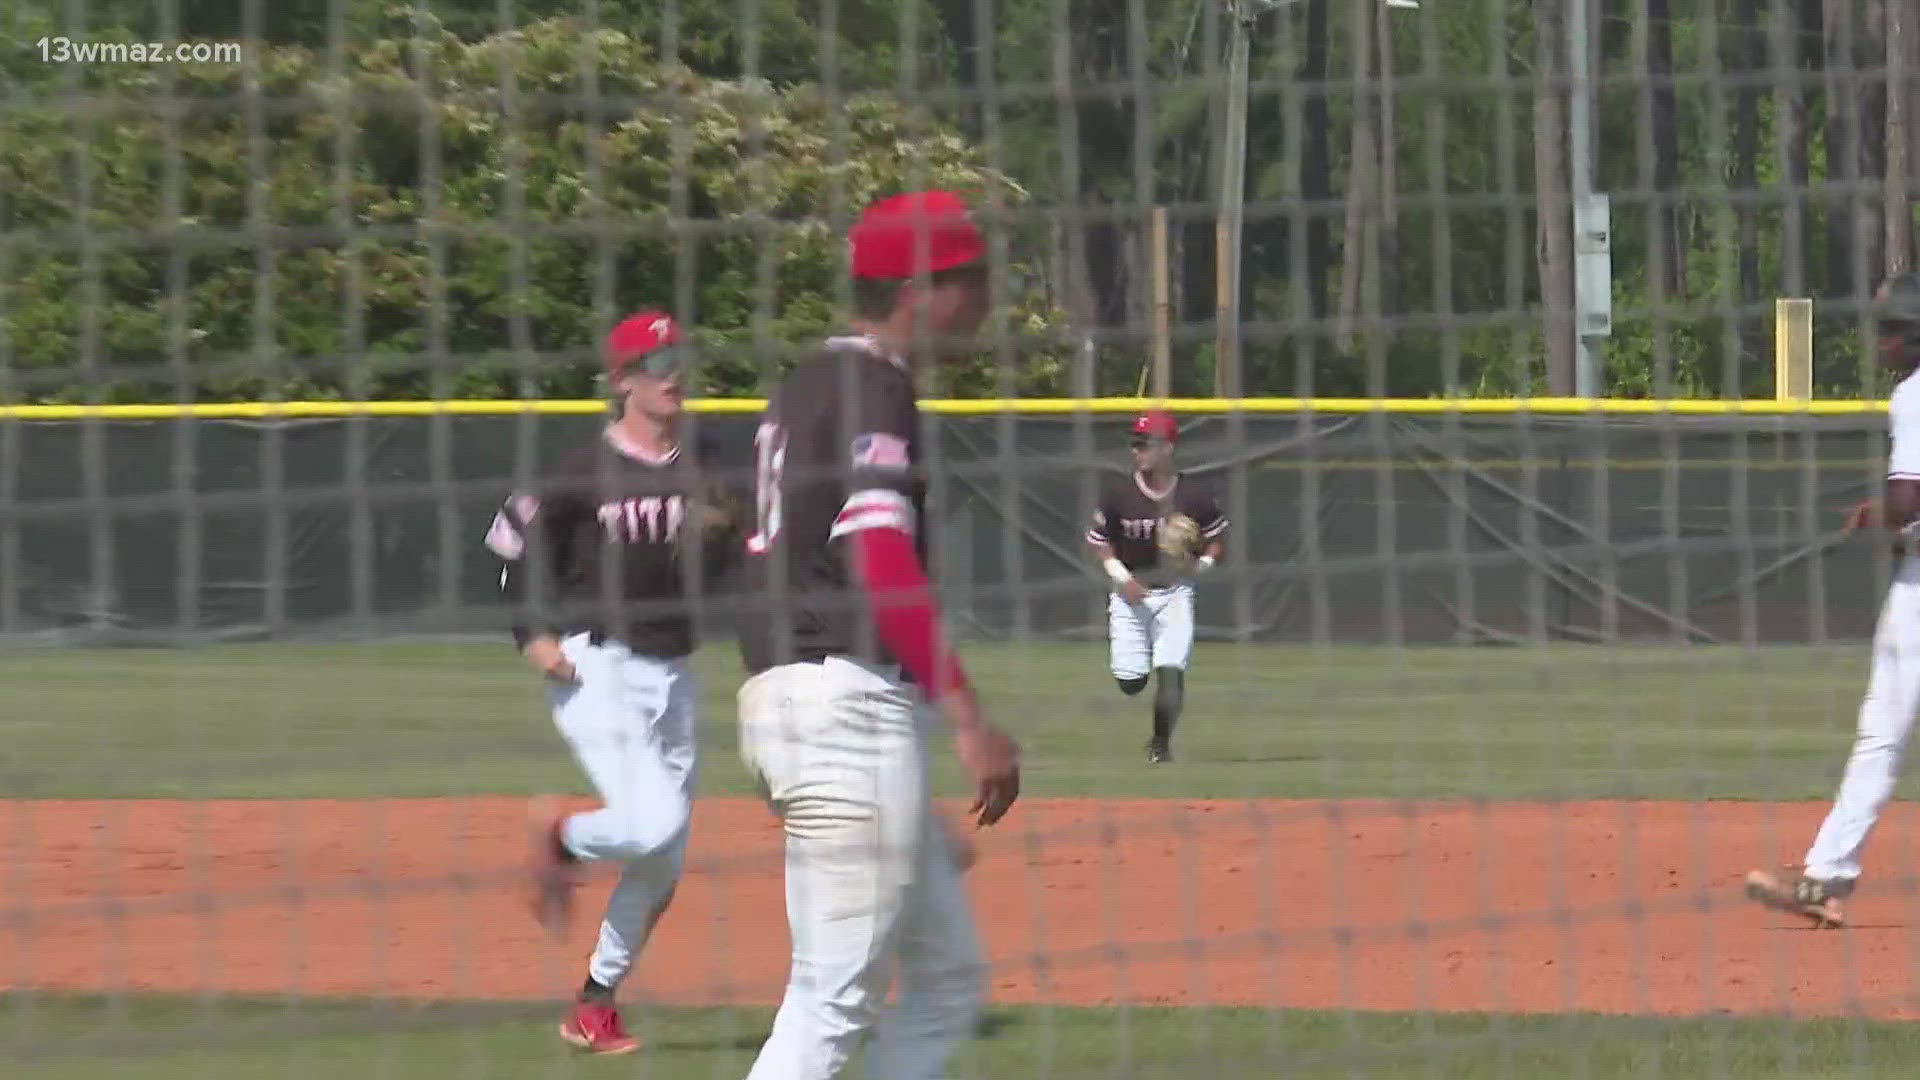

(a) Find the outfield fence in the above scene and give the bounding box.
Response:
[0,402,1896,648]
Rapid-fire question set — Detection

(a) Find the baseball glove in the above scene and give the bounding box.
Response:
[676,490,741,575]
[1157,512,1202,571]
[679,496,736,547]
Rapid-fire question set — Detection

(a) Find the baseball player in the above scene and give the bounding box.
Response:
[1745,273,1920,929]
[1086,410,1228,763]
[486,311,736,1053]
[735,189,1022,1080]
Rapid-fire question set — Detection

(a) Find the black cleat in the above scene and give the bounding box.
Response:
[1744,868,1847,928]
[1146,738,1171,764]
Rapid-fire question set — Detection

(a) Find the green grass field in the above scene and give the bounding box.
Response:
[1,640,1909,1078]
[13,995,1920,1079]
[0,641,1888,802]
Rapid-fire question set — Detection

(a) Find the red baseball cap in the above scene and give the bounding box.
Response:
[1130,410,1179,444]
[605,311,694,376]
[848,190,986,280]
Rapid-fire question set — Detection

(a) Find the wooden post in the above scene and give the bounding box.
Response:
[1215,8,1250,398]
[1774,297,1813,402]
[1151,206,1172,399]
[1887,0,1913,274]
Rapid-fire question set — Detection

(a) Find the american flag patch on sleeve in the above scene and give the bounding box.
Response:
[849,432,910,470]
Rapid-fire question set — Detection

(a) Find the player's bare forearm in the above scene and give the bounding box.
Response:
[1849,481,1920,534]
[1092,541,1146,601]
[522,634,576,681]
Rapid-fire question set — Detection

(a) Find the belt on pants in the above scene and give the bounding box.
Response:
[782,653,916,687]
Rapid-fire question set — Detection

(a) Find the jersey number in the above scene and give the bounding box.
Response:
[745,421,787,555]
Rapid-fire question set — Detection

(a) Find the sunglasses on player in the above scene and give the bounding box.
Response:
[1129,436,1169,450]
[615,344,697,379]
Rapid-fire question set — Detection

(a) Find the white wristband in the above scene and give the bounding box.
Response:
[1196,554,1216,573]
[1102,557,1131,585]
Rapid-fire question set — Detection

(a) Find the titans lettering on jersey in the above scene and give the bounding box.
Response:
[597,495,688,544]
[739,336,924,673]
[486,430,727,660]
[1086,472,1228,579]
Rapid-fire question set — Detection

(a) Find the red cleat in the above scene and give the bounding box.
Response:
[559,999,641,1055]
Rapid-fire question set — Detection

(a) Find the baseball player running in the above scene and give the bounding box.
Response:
[735,189,1022,1080]
[1746,273,1920,929]
[1086,410,1228,763]
[486,311,736,1053]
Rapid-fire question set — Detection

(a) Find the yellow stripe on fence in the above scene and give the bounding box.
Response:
[0,396,1892,421]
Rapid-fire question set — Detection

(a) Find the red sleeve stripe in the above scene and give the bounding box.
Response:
[849,525,970,703]
[829,489,915,539]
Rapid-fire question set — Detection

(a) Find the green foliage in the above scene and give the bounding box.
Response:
[0,0,1903,401]
[0,13,1060,402]
[5,0,948,89]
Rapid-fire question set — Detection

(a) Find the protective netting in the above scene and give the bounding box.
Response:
[8,2,1920,1078]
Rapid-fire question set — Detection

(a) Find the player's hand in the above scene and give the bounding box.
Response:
[524,636,578,683]
[1844,499,1881,535]
[946,691,1020,828]
[1120,578,1148,605]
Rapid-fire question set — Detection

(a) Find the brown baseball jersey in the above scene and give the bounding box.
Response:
[1085,471,1228,584]
[486,428,735,660]
[738,335,926,673]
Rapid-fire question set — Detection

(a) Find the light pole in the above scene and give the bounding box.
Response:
[1214,0,1418,398]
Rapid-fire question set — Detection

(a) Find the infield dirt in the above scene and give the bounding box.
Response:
[7,797,1919,1017]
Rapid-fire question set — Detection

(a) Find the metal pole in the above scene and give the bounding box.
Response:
[1568,0,1600,396]
[1215,3,1250,397]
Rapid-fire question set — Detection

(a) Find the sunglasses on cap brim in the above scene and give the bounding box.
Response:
[1129,435,1168,448]
[614,344,696,378]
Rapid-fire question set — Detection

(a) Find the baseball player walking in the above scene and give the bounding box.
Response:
[735,189,1022,1080]
[1746,274,1920,929]
[486,312,736,1053]
[1086,410,1228,763]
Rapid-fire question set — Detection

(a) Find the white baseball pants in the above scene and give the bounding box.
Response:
[550,633,698,989]
[1109,583,1195,680]
[1804,559,1920,884]
[736,655,986,1080]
